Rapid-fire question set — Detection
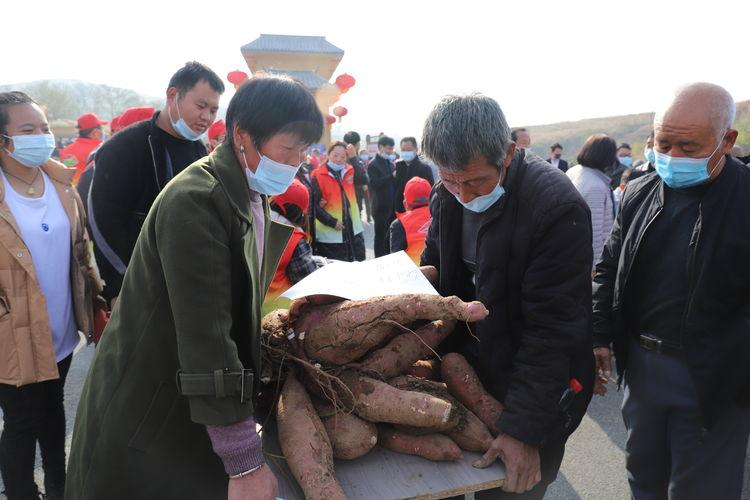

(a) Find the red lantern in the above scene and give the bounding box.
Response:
[332,106,348,122]
[227,70,249,87]
[335,73,356,93]
[325,115,337,126]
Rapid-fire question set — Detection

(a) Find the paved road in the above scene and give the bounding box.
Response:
[3,219,749,498]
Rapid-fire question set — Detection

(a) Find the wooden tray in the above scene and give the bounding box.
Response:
[263,424,505,500]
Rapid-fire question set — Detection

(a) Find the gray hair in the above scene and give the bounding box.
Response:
[421,93,512,171]
[655,82,736,140]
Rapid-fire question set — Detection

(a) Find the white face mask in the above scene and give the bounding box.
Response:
[241,143,300,195]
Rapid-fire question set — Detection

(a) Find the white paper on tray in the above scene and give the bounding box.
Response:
[280,251,438,300]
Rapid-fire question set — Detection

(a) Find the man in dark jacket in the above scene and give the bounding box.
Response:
[546,142,569,172]
[368,135,397,257]
[421,94,594,499]
[343,130,370,222]
[89,62,223,304]
[394,136,434,213]
[592,83,750,500]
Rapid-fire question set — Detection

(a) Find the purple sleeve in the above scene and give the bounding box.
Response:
[205,416,265,476]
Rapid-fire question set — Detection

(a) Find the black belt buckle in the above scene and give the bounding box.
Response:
[639,334,663,354]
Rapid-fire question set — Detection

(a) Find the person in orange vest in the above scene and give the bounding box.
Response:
[311,141,366,261]
[389,176,432,263]
[207,119,226,152]
[59,112,108,183]
[265,179,319,308]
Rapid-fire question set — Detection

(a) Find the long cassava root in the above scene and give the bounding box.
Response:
[276,375,346,500]
[295,294,489,365]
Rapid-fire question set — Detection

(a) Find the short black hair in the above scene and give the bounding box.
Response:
[0,91,36,136]
[577,134,617,171]
[550,142,563,151]
[617,143,631,151]
[79,126,99,138]
[225,75,323,148]
[167,61,225,95]
[343,131,360,145]
[400,136,418,148]
[378,135,395,147]
[510,128,527,142]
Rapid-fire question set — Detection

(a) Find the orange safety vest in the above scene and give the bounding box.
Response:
[266,227,306,302]
[59,137,101,183]
[311,164,362,243]
[395,205,431,264]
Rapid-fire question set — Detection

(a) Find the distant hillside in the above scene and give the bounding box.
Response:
[0,80,163,122]
[527,100,750,162]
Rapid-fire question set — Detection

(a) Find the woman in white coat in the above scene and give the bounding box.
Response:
[566,134,618,270]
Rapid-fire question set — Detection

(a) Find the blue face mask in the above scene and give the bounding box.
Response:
[359,154,370,161]
[644,147,655,164]
[653,138,724,189]
[3,133,55,168]
[455,183,506,213]
[618,156,633,167]
[242,144,300,195]
[327,160,345,172]
[401,151,416,162]
[169,95,205,142]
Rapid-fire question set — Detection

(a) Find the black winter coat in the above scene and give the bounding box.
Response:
[422,150,595,446]
[89,112,206,299]
[367,155,396,216]
[394,157,434,213]
[592,156,750,428]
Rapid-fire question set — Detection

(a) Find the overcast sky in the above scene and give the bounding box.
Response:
[7,0,748,139]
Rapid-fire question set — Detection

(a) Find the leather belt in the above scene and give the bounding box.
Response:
[638,334,683,356]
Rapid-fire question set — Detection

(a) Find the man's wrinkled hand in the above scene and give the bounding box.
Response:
[228,464,277,500]
[473,433,541,493]
[594,347,612,396]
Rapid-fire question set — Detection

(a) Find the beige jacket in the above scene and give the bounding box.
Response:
[0,159,103,387]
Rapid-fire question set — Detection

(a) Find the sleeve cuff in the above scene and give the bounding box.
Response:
[205,417,265,476]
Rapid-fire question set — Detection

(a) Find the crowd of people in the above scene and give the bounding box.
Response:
[0,59,749,500]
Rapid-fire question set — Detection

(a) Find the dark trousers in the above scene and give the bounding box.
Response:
[373,212,395,258]
[446,438,566,500]
[622,339,750,500]
[356,186,372,222]
[316,233,365,262]
[0,355,72,500]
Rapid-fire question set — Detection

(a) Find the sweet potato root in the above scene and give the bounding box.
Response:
[406,359,441,380]
[359,320,455,380]
[340,371,459,430]
[315,401,378,460]
[276,375,345,500]
[441,353,504,435]
[389,376,493,452]
[295,294,489,365]
[379,426,463,461]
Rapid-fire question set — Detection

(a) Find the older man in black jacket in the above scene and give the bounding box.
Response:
[592,83,750,500]
[421,94,594,499]
[88,62,223,304]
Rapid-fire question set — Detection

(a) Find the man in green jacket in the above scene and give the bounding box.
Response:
[66,76,324,500]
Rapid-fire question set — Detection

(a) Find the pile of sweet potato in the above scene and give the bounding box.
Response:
[262,293,504,500]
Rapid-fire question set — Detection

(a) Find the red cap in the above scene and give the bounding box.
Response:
[208,119,227,141]
[404,177,432,208]
[77,112,108,130]
[569,378,583,394]
[110,115,122,133]
[272,180,310,215]
[118,106,155,129]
